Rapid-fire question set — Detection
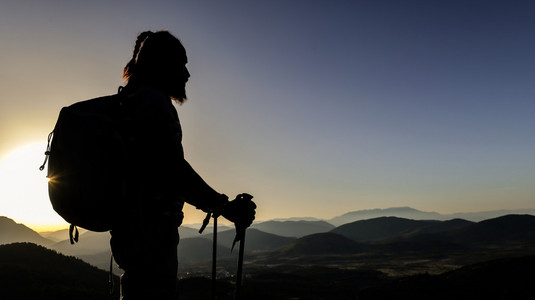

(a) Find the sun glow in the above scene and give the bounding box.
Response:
[0,142,67,231]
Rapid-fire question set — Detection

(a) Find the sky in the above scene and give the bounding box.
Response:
[1,0,534,231]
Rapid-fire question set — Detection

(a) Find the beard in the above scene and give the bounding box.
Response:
[169,87,187,104]
[165,79,188,104]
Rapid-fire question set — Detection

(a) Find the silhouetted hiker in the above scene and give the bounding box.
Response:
[110,30,256,300]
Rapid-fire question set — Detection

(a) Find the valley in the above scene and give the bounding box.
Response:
[2,208,535,298]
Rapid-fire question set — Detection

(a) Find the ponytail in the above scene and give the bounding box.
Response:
[123,31,153,81]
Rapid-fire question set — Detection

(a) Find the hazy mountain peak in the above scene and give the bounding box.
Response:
[328,207,442,226]
[251,220,335,238]
[269,217,322,222]
[0,216,52,246]
[351,207,419,213]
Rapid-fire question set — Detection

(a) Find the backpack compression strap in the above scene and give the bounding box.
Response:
[69,224,79,244]
[39,131,54,171]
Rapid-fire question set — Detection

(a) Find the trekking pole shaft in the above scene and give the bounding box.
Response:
[235,230,246,300]
[212,216,218,300]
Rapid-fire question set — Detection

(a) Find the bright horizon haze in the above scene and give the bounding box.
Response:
[1,1,534,232]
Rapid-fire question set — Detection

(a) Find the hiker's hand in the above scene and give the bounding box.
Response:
[222,193,256,229]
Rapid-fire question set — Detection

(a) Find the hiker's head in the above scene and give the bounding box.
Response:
[123,30,190,103]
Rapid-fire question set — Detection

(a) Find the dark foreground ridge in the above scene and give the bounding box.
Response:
[358,255,535,299]
[0,242,120,300]
[176,256,535,299]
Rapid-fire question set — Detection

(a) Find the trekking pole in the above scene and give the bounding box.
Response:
[212,215,218,300]
[231,193,254,300]
[199,212,215,298]
[235,228,246,300]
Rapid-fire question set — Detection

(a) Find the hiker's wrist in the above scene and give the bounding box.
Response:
[211,193,229,216]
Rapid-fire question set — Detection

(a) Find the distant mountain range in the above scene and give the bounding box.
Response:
[253,206,535,226]
[437,214,535,244]
[327,206,535,226]
[39,228,72,242]
[52,230,111,255]
[2,206,535,276]
[331,217,473,242]
[251,220,335,238]
[272,214,535,261]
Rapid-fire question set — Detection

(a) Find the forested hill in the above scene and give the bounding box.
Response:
[0,242,119,300]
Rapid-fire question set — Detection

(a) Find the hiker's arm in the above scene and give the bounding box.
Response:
[179,159,229,212]
[153,95,256,225]
[152,95,228,212]
[140,88,227,213]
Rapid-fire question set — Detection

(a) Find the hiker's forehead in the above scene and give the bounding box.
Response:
[168,42,187,63]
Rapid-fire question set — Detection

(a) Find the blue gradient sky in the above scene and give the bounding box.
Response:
[1,0,534,229]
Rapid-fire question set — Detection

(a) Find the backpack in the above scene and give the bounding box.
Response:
[40,90,127,243]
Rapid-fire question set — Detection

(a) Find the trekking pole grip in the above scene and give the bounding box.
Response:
[212,215,218,300]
